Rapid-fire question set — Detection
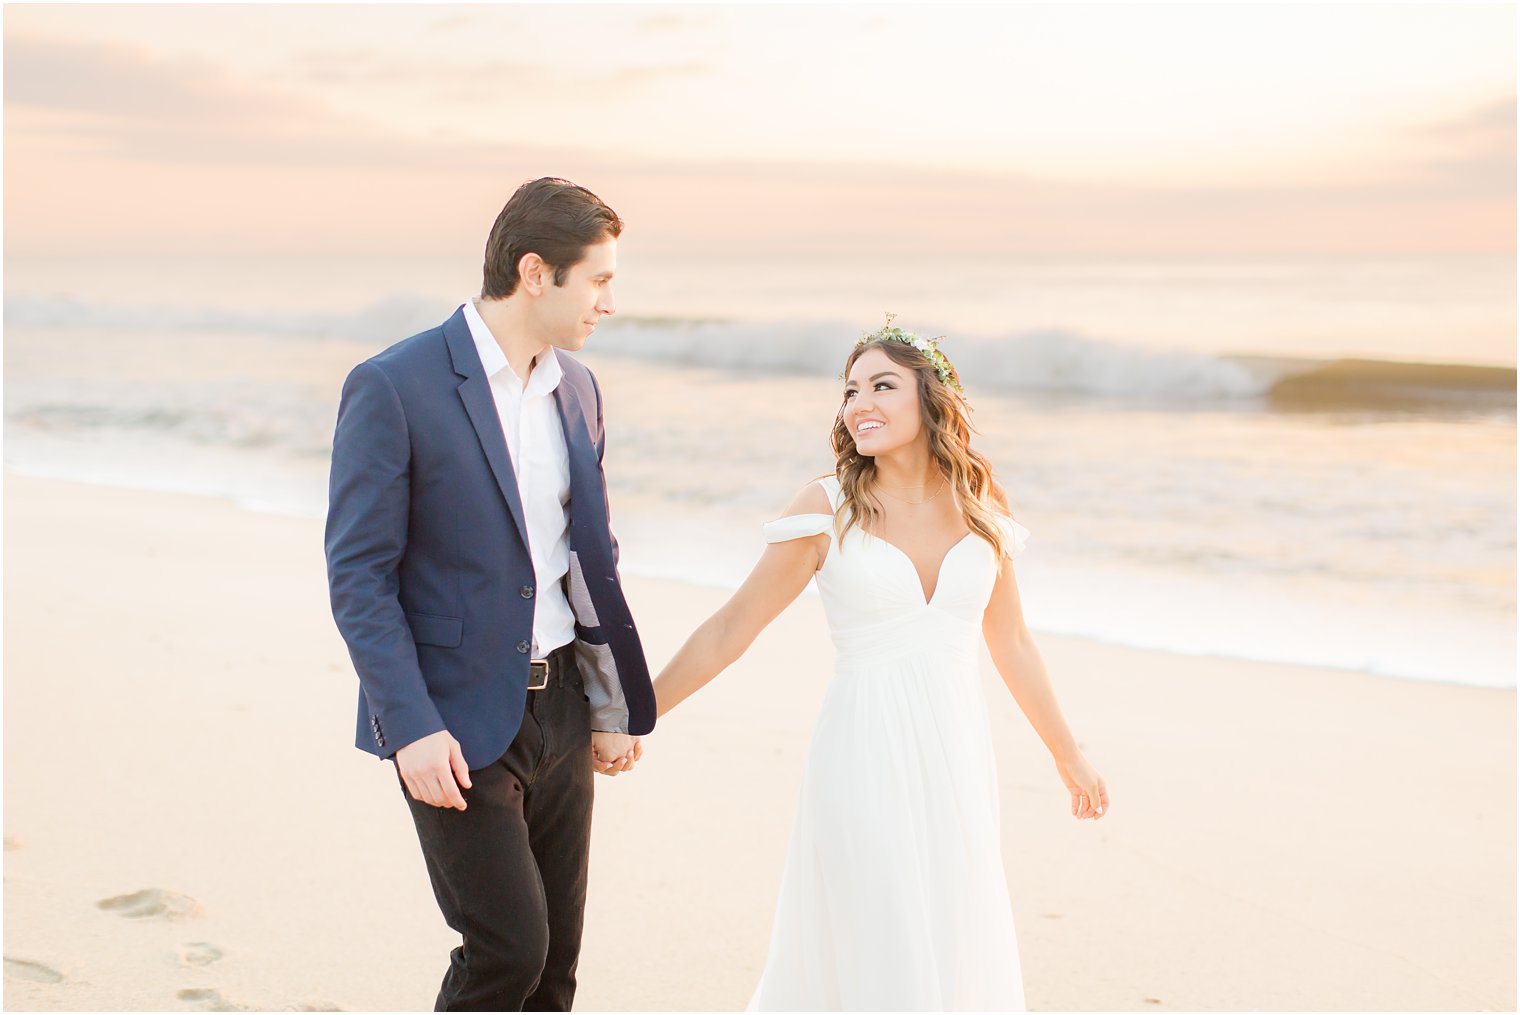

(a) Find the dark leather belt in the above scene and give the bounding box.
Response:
[527,642,574,691]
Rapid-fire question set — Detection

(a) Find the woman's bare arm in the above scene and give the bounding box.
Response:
[654,484,831,717]
[982,552,1110,819]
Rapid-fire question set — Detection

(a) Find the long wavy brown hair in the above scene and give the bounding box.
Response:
[829,338,1015,558]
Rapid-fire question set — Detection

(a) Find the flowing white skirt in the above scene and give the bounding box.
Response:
[747,651,1027,1011]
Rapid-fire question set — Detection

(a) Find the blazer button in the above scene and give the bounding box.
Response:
[516,640,530,654]
[520,585,535,599]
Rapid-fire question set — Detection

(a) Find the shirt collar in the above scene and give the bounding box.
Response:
[462,298,563,397]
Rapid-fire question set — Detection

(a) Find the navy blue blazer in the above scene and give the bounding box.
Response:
[325,306,656,770]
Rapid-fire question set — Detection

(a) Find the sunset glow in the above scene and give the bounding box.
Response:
[5,3,1513,256]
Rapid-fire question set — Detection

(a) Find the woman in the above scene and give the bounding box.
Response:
[653,320,1109,1011]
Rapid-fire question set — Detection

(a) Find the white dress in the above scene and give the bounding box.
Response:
[748,477,1030,1012]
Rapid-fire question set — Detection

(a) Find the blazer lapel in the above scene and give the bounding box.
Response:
[444,308,530,552]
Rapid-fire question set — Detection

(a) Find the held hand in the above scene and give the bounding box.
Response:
[396,730,473,810]
[591,731,641,777]
[1055,753,1109,820]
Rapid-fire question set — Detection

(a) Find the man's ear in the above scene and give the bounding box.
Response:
[517,252,547,296]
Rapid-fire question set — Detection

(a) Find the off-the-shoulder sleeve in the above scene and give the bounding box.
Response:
[997,515,1031,560]
[763,513,834,544]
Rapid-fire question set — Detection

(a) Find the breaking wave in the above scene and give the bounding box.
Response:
[7,294,1513,410]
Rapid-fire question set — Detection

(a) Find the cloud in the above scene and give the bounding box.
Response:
[1418,97,1517,141]
[3,36,308,126]
[282,48,711,98]
[4,37,1509,256]
[6,35,710,172]
[606,62,711,87]
[427,11,479,33]
[1405,97,1517,200]
[634,12,715,34]
[3,35,595,171]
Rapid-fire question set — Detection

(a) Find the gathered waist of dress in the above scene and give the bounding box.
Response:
[829,614,982,673]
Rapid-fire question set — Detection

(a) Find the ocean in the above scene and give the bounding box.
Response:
[5,251,1514,689]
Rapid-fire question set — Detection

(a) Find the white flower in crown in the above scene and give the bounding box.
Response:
[852,313,966,396]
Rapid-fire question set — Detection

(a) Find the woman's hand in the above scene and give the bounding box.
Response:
[1055,753,1109,820]
[592,731,641,776]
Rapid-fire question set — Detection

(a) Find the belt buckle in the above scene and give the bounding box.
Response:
[527,659,551,691]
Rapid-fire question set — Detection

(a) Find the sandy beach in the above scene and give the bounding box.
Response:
[3,472,1514,1012]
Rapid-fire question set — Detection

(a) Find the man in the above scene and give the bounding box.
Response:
[325,177,656,1011]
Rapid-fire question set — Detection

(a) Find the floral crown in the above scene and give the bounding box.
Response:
[852,313,964,395]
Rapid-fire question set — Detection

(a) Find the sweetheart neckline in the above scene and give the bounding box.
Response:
[854,529,975,607]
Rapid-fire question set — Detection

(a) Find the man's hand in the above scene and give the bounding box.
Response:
[397,730,472,810]
[591,732,642,776]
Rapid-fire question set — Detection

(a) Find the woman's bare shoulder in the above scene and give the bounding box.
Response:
[777,479,834,518]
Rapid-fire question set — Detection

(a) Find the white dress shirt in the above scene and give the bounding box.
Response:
[463,298,576,658]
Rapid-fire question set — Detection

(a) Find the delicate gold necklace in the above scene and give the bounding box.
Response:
[876,476,947,506]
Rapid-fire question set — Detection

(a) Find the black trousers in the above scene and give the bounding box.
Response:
[400,647,594,1012]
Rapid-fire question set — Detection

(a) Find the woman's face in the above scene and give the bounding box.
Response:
[841,346,924,457]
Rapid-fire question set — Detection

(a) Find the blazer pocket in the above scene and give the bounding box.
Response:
[574,621,608,647]
[406,611,463,648]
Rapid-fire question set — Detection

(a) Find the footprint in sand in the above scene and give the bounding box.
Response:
[177,987,249,1011]
[5,957,64,983]
[176,988,341,1012]
[177,942,223,967]
[98,888,203,921]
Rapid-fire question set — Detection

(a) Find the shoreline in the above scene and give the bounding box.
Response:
[3,464,1511,692]
[4,473,1514,1011]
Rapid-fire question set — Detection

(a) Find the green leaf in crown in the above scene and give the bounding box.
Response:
[852,312,966,395]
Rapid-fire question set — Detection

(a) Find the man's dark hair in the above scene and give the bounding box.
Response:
[481,178,623,299]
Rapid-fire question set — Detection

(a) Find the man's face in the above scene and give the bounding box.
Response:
[538,237,617,351]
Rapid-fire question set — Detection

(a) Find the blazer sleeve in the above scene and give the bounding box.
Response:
[590,371,621,569]
[324,361,446,754]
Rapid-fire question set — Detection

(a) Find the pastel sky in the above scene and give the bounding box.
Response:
[4,3,1514,256]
